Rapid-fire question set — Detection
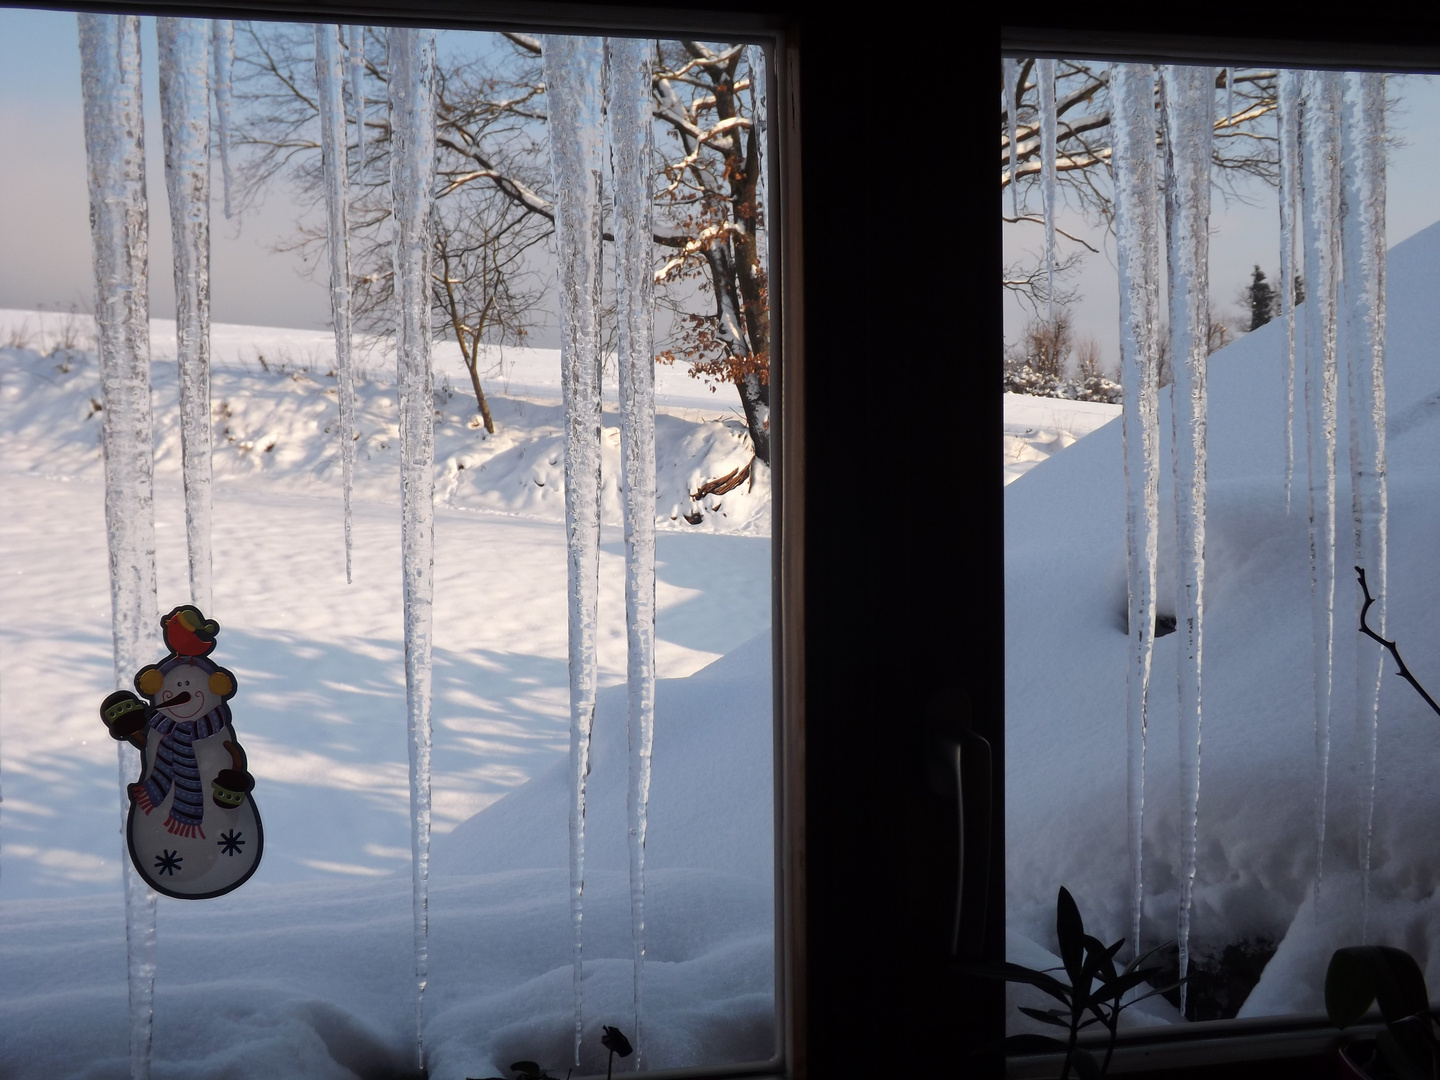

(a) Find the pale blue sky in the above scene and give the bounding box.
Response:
[0,7,567,341]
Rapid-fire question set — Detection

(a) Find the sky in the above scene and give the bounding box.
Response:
[1001,69,1440,371]
[0,7,577,345]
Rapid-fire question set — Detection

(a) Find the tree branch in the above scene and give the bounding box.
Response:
[1356,565,1440,719]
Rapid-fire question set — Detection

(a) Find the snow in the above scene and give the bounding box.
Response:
[0,308,772,1077]
[1006,218,1440,1030]
[1002,393,1120,486]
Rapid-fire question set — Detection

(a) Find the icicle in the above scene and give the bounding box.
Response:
[1111,62,1162,960]
[749,44,768,279]
[543,33,607,1067]
[1038,58,1057,323]
[315,24,356,584]
[1004,57,1020,219]
[347,26,366,180]
[388,25,437,1072]
[210,20,233,219]
[1163,65,1212,1016]
[1225,66,1234,128]
[1301,69,1342,901]
[157,18,214,613]
[1341,71,1388,938]
[79,15,159,1079]
[1279,69,1302,512]
[608,35,656,1065]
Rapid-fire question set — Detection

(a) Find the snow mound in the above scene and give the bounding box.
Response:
[434,630,773,881]
[1006,218,1440,1022]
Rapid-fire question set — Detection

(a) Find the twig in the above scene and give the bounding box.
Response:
[1356,566,1440,718]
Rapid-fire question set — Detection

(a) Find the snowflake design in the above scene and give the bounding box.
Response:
[217,830,245,857]
[154,849,183,876]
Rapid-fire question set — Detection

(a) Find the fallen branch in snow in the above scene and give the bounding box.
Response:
[1356,565,1440,719]
[690,455,755,500]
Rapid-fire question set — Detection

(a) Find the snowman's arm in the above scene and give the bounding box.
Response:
[100,691,148,748]
[211,737,256,808]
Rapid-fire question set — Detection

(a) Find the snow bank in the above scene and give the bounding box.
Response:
[1006,218,1440,1022]
[0,309,774,1076]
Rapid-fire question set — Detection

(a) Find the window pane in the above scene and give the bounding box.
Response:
[1004,57,1440,1033]
[0,12,776,1076]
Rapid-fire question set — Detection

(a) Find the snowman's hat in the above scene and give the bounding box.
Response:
[162,606,219,657]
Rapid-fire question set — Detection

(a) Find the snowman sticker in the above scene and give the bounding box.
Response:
[100,606,263,899]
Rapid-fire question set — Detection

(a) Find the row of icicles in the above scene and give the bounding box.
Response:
[78,17,665,1076]
[1003,61,1389,1015]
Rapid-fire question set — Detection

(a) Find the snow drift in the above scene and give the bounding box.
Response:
[1007,218,1440,1022]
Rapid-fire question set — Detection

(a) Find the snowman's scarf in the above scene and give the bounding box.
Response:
[136,707,229,838]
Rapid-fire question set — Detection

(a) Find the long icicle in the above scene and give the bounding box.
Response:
[543,33,607,1067]
[157,17,214,613]
[79,15,159,1079]
[388,25,438,1072]
[1279,69,1301,513]
[1111,62,1162,960]
[1340,71,1388,939]
[210,20,234,220]
[1301,69,1342,902]
[1163,65,1212,1017]
[348,25,367,180]
[609,35,656,1065]
[1004,57,1020,219]
[316,23,356,584]
[1038,57,1057,323]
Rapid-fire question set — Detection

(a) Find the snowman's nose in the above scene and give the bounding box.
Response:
[157,692,192,709]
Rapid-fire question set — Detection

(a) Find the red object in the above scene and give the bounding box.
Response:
[162,606,219,657]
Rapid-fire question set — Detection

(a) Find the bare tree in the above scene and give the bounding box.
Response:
[235,27,773,468]
[1001,61,1280,310]
[234,24,549,430]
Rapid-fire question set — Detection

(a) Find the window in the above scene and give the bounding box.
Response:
[1002,21,1440,1078]
[0,4,823,1076]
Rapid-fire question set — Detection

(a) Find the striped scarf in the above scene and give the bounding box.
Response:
[134,707,230,838]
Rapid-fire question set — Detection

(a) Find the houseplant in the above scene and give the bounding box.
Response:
[1327,945,1440,1080]
[969,886,1178,1079]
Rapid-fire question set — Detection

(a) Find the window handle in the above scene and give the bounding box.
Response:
[952,724,992,959]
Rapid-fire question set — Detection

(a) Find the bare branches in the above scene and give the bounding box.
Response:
[1356,566,1440,719]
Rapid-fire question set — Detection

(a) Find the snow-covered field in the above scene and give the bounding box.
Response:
[0,311,773,1078]
[1003,392,1120,485]
[1007,219,1440,1028]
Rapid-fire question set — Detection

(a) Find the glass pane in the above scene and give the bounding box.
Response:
[0,11,775,1076]
[1003,57,1440,1035]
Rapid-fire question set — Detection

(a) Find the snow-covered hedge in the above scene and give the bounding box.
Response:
[1002,361,1123,403]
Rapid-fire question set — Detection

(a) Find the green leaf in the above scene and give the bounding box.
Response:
[1372,947,1432,1028]
[1057,887,1086,987]
[1018,1006,1071,1028]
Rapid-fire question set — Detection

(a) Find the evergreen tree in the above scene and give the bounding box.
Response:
[1248,265,1277,331]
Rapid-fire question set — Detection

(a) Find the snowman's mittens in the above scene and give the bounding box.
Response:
[164,817,204,839]
[211,768,255,809]
[129,784,154,812]
[101,691,146,737]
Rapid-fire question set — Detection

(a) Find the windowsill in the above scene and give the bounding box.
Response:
[1006,1013,1383,1078]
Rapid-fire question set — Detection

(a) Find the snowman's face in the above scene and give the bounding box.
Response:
[155,664,209,720]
